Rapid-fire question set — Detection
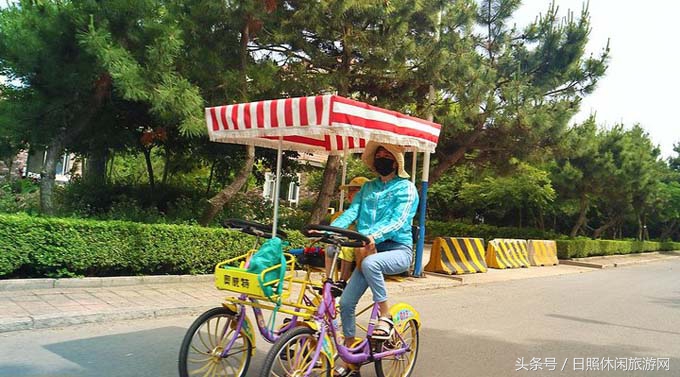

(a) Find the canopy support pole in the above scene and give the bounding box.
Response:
[339,144,349,212]
[411,151,418,184]
[414,4,440,276]
[414,152,430,277]
[272,137,283,238]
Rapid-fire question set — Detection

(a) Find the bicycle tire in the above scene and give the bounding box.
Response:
[374,319,420,377]
[259,326,332,377]
[178,306,252,377]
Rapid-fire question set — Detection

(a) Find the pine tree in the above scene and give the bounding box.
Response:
[427,0,609,183]
[0,1,112,213]
[669,143,680,173]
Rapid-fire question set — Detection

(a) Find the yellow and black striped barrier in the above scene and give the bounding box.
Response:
[527,240,559,266]
[485,239,530,269]
[425,237,488,275]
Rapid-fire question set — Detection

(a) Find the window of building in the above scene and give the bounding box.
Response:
[263,172,301,205]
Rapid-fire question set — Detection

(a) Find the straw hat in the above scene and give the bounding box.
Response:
[361,141,409,179]
[340,176,370,190]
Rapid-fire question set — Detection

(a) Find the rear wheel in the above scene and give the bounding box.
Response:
[179,307,252,377]
[374,319,419,377]
[259,326,332,377]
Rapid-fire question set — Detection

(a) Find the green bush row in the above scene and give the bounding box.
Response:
[554,239,680,259]
[425,220,559,242]
[0,214,305,278]
[425,220,680,259]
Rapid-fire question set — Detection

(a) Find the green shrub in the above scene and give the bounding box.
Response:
[0,214,305,278]
[425,220,559,242]
[0,182,40,214]
[555,239,680,259]
[424,220,680,259]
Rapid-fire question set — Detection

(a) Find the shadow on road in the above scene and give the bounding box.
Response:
[647,295,680,309]
[0,326,271,377]
[416,324,679,376]
[1,320,678,377]
[547,313,680,336]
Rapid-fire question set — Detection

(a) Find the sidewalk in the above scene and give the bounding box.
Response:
[0,272,458,333]
[1,250,677,333]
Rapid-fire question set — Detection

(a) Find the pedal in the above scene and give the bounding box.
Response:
[369,336,386,353]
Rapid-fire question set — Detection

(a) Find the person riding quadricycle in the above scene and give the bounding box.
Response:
[180,95,440,377]
[329,142,418,376]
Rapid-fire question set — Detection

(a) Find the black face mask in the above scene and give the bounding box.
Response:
[374,157,396,176]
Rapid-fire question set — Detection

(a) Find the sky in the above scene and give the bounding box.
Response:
[514,0,680,158]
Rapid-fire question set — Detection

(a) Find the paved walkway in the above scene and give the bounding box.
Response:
[1,251,678,333]
[0,272,459,333]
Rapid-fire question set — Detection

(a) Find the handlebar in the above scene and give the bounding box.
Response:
[222,218,288,240]
[301,224,370,248]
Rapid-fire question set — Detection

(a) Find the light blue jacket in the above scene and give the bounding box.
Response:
[331,177,419,247]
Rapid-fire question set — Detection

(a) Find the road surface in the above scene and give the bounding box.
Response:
[1,260,679,376]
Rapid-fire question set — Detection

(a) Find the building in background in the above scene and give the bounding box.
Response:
[261,153,326,206]
[0,150,80,183]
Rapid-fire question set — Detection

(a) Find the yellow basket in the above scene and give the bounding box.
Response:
[214,252,296,299]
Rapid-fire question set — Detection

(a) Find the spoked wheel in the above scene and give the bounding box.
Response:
[179,307,252,377]
[259,326,332,377]
[374,319,420,377]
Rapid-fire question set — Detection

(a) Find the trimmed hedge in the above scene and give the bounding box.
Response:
[425,220,680,259]
[0,214,305,279]
[425,220,559,242]
[555,239,680,259]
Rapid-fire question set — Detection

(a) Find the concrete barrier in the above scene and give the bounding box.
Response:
[486,239,530,269]
[425,237,488,275]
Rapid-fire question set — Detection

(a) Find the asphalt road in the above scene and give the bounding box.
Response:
[1,260,679,377]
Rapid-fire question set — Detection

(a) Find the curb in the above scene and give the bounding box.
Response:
[558,260,606,269]
[0,306,214,333]
[0,274,214,291]
[560,252,680,269]
[424,271,465,282]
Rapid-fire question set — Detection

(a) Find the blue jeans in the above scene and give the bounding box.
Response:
[339,241,413,338]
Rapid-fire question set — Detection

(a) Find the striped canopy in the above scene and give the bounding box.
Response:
[206,95,441,154]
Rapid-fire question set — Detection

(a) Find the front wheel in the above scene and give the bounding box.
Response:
[178,306,252,377]
[259,326,332,377]
[374,319,420,377]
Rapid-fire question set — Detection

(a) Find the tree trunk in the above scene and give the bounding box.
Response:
[36,73,112,215]
[308,22,351,223]
[429,127,485,184]
[162,150,170,185]
[570,195,588,238]
[518,207,523,228]
[199,145,255,226]
[40,137,64,215]
[637,214,643,241]
[206,160,216,195]
[309,155,342,224]
[85,148,108,185]
[108,152,115,182]
[660,219,678,240]
[143,147,155,190]
[593,217,618,239]
[4,158,14,183]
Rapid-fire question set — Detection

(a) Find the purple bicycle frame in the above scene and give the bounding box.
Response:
[218,293,312,358]
[218,244,316,358]
[302,280,412,376]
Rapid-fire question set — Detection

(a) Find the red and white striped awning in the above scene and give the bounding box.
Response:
[206,95,441,154]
